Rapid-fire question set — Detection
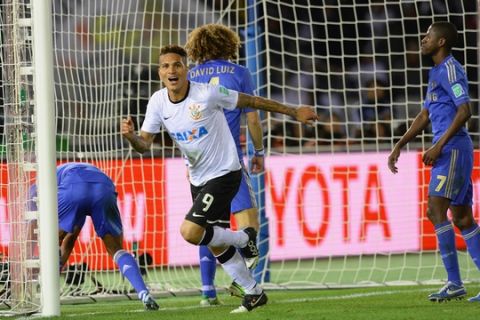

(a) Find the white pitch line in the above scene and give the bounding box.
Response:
[276,288,433,304]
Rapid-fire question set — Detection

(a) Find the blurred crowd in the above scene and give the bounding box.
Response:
[263,0,478,152]
[1,0,478,156]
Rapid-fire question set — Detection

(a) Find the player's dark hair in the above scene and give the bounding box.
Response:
[431,21,458,50]
[185,24,240,64]
[160,45,187,62]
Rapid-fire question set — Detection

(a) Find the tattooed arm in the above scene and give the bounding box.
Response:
[237,93,319,126]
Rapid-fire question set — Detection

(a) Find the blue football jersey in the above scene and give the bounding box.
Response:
[30,163,121,236]
[56,162,112,185]
[423,55,472,149]
[188,59,256,159]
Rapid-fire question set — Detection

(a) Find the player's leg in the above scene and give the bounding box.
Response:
[451,204,480,302]
[57,184,86,270]
[182,170,266,312]
[232,166,260,232]
[427,196,466,302]
[234,208,259,267]
[198,245,219,306]
[227,206,259,298]
[227,184,260,298]
[231,168,260,268]
[427,149,466,302]
[180,171,254,252]
[448,150,479,301]
[226,167,260,298]
[226,208,259,299]
[455,205,480,272]
[198,222,258,303]
[452,201,479,272]
[210,245,267,313]
[102,234,157,310]
[235,208,259,231]
[200,168,260,303]
[181,220,251,249]
[448,151,479,268]
[198,207,258,305]
[91,182,158,310]
[186,170,244,305]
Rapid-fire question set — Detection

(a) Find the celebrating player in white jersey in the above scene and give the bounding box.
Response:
[121,44,318,313]
[185,23,265,306]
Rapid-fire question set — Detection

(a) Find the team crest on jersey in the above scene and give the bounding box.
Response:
[430,81,437,89]
[189,104,202,120]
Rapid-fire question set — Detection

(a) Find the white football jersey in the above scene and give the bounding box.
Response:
[141,81,241,186]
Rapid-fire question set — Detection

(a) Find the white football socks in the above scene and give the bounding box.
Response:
[218,249,261,295]
[207,226,248,247]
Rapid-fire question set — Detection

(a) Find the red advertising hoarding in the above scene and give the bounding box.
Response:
[1,151,479,269]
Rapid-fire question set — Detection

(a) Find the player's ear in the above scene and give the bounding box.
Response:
[438,37,446,48]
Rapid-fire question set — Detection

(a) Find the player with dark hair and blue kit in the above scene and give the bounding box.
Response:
[185,24,264,306]
[388,21,480,302]
[30,163,159,310]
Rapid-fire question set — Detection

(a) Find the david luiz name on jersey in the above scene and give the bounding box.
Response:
[189,65,235,78]
[171,126,208,142]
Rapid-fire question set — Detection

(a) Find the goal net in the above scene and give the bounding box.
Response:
[1,0,479,314]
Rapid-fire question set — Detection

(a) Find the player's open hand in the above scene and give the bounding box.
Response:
[295,106,320,126]
[388,147,401,174]
[121,116,135,137]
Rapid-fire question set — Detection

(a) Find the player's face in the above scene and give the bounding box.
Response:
[420,26,441,56]
[158,53,188,98]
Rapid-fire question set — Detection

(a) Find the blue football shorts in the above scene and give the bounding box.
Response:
[58,181,123,237]
[231,164,258,214]
[428,147,473,206]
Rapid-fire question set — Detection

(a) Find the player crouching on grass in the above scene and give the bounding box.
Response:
[122,44,319,313]
[30,163,159,310]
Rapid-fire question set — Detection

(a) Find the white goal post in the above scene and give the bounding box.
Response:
[1,0,59,317]
[1,0,479,316]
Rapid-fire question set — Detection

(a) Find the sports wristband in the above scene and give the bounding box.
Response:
[254,148,265,157]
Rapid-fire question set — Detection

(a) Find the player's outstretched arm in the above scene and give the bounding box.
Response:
[237,93,319,126]
[59,227,81,269]
[395,108,430,150]
[121,116,156,153]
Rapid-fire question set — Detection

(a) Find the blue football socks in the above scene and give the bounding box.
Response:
[114,250,148,298]
[435,221,462,285]
[462,223,480,270]
[199,245,217,298]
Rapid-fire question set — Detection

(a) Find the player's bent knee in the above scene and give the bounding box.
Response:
[180,222,203,245]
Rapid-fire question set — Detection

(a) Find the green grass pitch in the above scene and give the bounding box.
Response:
[54,284,480,320]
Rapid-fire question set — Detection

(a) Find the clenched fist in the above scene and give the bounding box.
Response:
[121,116,135,137]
